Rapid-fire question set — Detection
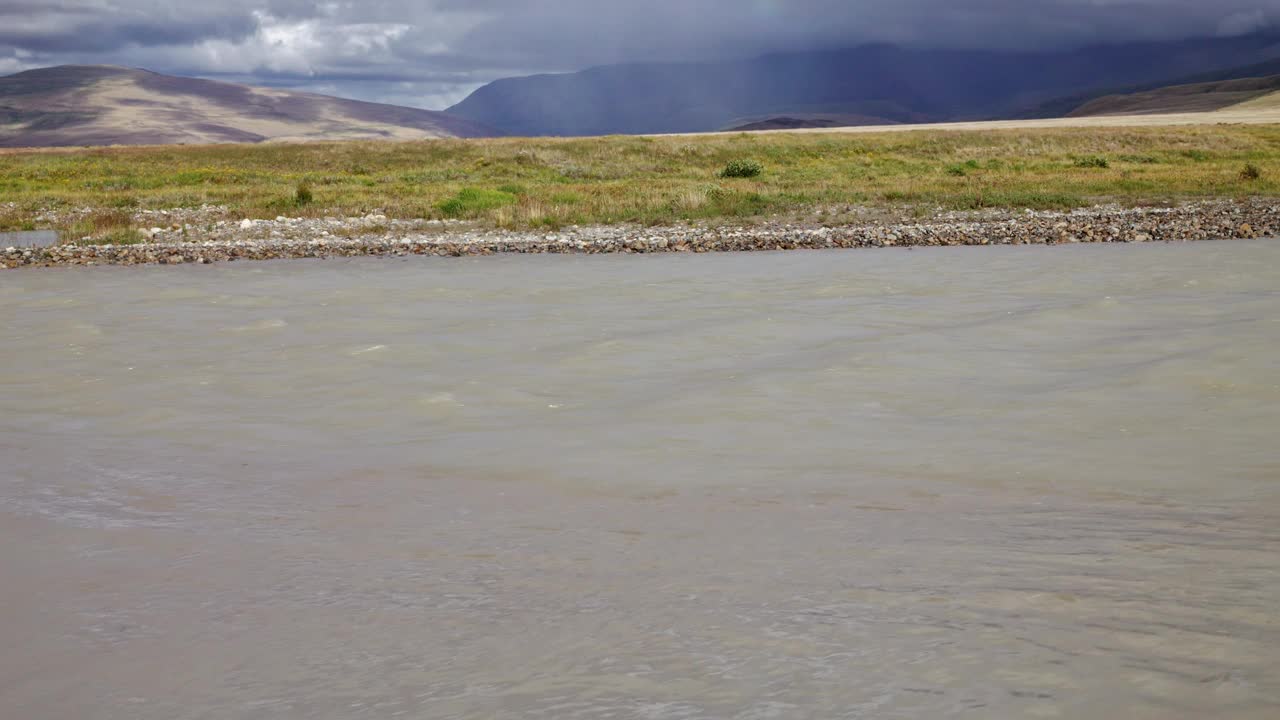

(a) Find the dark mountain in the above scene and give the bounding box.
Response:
[448,34,1280,137]
[0,65,499,148]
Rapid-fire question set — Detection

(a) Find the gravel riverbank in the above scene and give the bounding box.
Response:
[3,199,1275,268]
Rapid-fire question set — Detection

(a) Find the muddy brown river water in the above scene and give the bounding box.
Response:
[2,241,1279,719]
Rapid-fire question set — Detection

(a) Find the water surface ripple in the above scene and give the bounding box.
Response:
[2,242,1279,719]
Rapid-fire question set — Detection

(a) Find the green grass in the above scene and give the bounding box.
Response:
[1,123,1279,240]
[438,187,518,217]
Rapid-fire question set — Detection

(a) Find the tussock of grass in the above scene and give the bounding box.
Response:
[0,205,38,232]
[91,228,145,245]
[61,209,135,241]
[438,187,519,218]
[2,124,1279,231]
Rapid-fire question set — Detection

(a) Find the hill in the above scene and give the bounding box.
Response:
[727,117,867,132]
[1017,57,1280,118]
[1068,75,1280,117]
[447,34,1280,136]
[0,65,498,148]
[723,112,917,132]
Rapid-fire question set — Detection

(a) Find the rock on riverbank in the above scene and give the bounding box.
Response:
[3,200,1275,268]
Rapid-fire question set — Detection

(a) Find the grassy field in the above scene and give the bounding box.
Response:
[1,123,1278,238]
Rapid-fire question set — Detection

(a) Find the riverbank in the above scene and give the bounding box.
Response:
[2,124,1278,239]
[2,199,1273,267]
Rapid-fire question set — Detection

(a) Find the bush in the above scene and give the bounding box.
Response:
[294,183,314,206]
[1241,164,1262,181]
[719,159,764,178]
[1073,156,1110,169]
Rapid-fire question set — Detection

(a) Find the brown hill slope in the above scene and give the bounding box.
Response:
[723,112,917,132]
[0,65,498,148]
[1068,75,1280,117]
[727,117,851,131]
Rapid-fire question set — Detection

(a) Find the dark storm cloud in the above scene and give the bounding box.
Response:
[0,17,259,54]
[0,3,245,45]
[1,1,1278,107]
[443,0,1280,65]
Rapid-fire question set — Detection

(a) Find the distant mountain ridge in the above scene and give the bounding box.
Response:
[0,65,499,148]
[448,34,1280,136]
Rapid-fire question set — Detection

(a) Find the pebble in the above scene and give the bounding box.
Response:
[2,200,1277,268]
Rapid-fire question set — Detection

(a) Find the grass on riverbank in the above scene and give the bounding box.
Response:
[1,124,1278,239]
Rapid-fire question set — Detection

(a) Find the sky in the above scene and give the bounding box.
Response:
[1,1,1278,109]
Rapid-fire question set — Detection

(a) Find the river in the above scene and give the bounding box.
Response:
[2,241,1278,719]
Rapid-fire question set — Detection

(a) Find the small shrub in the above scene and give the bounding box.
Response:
[437,187,518,217]
[1073,156,1110,169]
[1180,149,1210,162]
[294,183,314,206]
[1240,164,1262,181]
[719,159,764,178]
[945,164,968,177]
